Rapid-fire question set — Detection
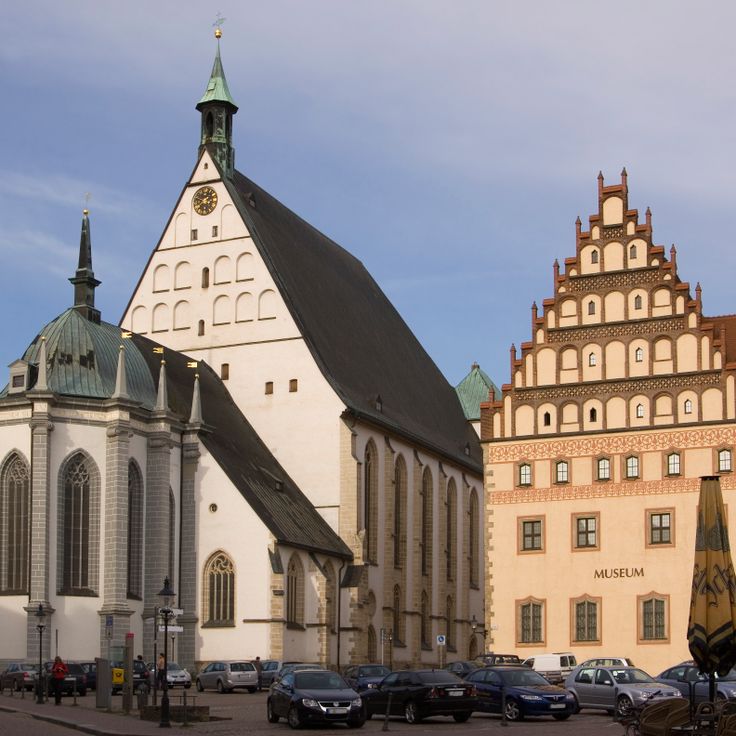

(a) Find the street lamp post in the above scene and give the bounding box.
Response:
[158,578,176,728]
[35,604,46,705]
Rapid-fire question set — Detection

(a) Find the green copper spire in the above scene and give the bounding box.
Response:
[69,209,101,324]
[196,27,238,176]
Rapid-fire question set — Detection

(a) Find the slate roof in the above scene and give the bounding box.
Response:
[221,162,482,473]
[455,363,501,421]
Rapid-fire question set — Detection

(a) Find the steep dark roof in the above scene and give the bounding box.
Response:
[222,164,482,473]
[131,333,352,560]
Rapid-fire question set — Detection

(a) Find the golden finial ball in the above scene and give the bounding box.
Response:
[215,27,222,39]
[83,208,89,215]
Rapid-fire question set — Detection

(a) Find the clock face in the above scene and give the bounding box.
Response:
[192,186,218,216]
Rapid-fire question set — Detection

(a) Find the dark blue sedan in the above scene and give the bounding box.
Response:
[466,666,575,721]
[344,664,390,691]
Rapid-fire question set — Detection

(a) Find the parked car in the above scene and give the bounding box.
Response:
[445,660,485,678]
[565,665,683,717]
[275,663,325,681]
[43,661,87,696]
[657,663,736,702]
[522,653,578,684]
[196,661,258,693]
[579,657,635,668]
[362,669,476,723]
[77,662,96,691]
[343,664,391,690]
[111,660,150,693]
[165,662,192,688]
[267,668,365,728]
[1,663,37,692]
[466,665,575,721]
[260,660,283,688]
[480,653,522,666]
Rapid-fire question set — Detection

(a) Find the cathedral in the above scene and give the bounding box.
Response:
[481,170,736,675]
[0,34,484,671]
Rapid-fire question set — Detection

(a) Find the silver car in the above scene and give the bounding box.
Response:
[658,663,736,702]
[196,661,258,693]
[165,663,192,688]
[565,665,683,717]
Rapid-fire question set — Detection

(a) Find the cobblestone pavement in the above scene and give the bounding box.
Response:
[0,688,627,736]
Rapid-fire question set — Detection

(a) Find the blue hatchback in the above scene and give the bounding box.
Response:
[466,666,576,721]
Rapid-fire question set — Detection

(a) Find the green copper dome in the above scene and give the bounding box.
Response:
[19,309,157,407]
[455,363,500,421]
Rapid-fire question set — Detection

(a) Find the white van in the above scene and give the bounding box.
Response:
[522,653,578,684]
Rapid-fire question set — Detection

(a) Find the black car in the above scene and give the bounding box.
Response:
[362,669,476,723]
[78,662,96,690]
[267,669,365,728]
[446,660,485,678]
[43,661,87,696]
[466,665,576,721]
[343,664,391,691]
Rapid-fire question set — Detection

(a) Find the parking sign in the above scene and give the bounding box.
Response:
[436,634,446,645]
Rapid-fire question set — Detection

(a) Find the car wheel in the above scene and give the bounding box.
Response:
[504,698,523,721]
[267,699,280,723]
[553,713,571,721]
[572,695,581,714]
[717,693,727,702]
[196,679,204,692]
[405,701,422,724]
[616,695,634,719]
[287,705,303,729]
[453,712,472,723]
[248,687,256,693]
[216,680,225,694]
[184,682,191,689]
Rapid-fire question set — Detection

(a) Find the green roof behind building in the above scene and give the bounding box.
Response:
[455,362,500,421]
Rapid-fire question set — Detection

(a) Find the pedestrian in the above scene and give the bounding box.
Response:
[254,656,263,691]
[157,652,166,690]
[51,656,68,705]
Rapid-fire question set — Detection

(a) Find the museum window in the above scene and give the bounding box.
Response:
[0,454,30,594]
[127,462,144,600]
[634,295,643,310]
[203,551,235,626]
[719,449,733,473]
[517,598,544,645]
[469,489,480,588]
[543,412,551,427]
[446,480,456,581]
[636,403,645,418]
[684,399,693,415]
[591,250,599,264]
[363,442,378,564]
[626,455,640,479]
[420,590,430,648]
[588,301,595,315]
[588,352,597,366]
[520,518,543,552]
[639,594,668,642]
[518,463,532,486]
[635,347,644,362]
[597,457,611,481]
[393,456,407,569]
[667,452,681,476]
[286,554,305,627]
[555,460,569,484]
[574,514,598,549]
[648,511,673,546]
[572,597,600,643]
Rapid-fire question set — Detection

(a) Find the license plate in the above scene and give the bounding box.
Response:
[448,690,463,697]
[550,703,566,709]
[327,707,348,714]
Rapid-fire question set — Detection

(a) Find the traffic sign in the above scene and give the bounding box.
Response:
[159,625,184,633]
[105,615,113,627]
[436,634,446,645]
[171,608,184,616]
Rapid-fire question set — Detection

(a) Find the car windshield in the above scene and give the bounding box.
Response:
[168,664,181,671]
[612,669,655,684]
[501,669,553,687]
[359,666,390,677]
[417,671,463,684]
[21,665,37,672]
[230,663,254,672]
[295,672,347,689]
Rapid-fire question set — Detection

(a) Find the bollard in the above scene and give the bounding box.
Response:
[382,692,393,732]
[20,683,24,699]
[72,678,78,707]
[182,687,189,727]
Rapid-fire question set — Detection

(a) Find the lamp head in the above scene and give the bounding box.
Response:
[35,602,46,629]
[471,614,478,633]
[158,577,176,608]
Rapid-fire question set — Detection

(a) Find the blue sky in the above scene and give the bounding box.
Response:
[2,2,736,389]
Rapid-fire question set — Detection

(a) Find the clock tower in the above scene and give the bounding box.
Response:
[196,27,238,177]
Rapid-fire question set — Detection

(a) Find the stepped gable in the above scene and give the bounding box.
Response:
[220,163,481,472]
[131,332,352,559]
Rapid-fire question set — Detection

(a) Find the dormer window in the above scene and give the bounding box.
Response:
[8,360,31,395]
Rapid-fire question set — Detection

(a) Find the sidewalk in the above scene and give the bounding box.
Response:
[0,691,202,736]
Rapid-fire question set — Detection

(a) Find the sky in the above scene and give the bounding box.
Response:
[2,1,736,389]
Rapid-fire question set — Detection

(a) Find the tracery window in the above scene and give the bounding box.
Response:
[127,462,144,599]
[393,456,406,568]
[61,455,93,593]
[203,551,235,626]
[393,585,404,643]
[469,489,479,588]
[446,480,456,581]
[1,455,30,593]
[630,244,637,259]
[420,590,430,648]
[588,301,596,315]
[286,555,305,626]
[421,468,433,576]
[363,442,378,564]
[636,403,645,418]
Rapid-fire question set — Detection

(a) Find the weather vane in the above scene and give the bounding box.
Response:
[213,12,226,39]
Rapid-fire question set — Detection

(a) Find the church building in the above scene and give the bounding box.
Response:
[481,170,736,675]
[0,30,483,673]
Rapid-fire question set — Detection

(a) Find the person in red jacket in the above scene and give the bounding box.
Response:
[51,656,68,704]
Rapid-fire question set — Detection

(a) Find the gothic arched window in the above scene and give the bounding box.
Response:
[363,442,378,563]
[393,585,403,643]
[421,590,430,647]
[421,468,433,576]
[446,595,455,648]
[127,462,144,599]
[324,562,337,633]
[367,625,377,661]
[203,551,235,626]
[393,456,407,568]
[469,489,480,588]
[446,480,456,582]
[1,454,30,593]
[286,554,305,626]
[168,489,176,582]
